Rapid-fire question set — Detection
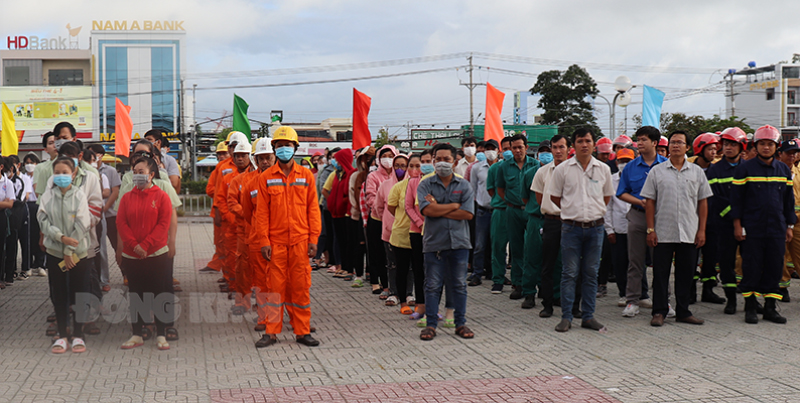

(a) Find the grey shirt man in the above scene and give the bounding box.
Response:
[640,157,713,243]
[161,153,181,178]
[98,163,121,217]
[417,173,475,253]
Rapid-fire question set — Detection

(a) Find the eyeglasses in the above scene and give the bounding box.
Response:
[132,151,152,158]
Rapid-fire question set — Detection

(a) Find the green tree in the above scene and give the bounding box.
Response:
[214,128,232,146]
[374,127,394,149]
[530,64,602,137]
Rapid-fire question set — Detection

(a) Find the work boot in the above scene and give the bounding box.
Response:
[521,294,536,309]
[763,298,787,324]
[723,288,737,315]
[689,278,697,304]
[744,295,758,324]
[539,299,553,318]
[701,282,725,304]
[779,287,791,303]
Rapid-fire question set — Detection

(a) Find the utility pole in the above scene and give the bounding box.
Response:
[192,84,198,180]
[725,69,737,118]
[460,53,484,136]
[179,78,186,178]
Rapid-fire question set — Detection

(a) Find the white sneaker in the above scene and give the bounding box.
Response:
[37,268,48,277]
[617,297,627,307]
[667,304,676,318]
[23,270,32,278]
[622,303,640,317]
[639,298,653,309]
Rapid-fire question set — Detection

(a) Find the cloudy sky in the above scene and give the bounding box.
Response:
[4,0,798,138]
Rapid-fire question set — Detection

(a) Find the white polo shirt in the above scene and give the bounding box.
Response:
[531,161,561,216]
[546,156,614,222]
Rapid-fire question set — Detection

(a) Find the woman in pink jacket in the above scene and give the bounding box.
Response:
[364,145,397,297]
[375,154,408,306]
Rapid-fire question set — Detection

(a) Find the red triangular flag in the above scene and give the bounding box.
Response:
[115,98,132,157]
[352,88,372,150]
[484,83,505,144]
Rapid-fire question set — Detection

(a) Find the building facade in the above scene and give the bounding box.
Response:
[727,62,800,137]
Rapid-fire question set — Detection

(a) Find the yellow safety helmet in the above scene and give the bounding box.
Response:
[251,138,260,154]
[271,126,299,147]
[215,142,228,153]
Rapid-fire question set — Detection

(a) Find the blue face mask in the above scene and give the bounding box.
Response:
[503,150,513,161]
[275,146,295,163]
[476,152,486,162]
[420,163,434,175]
[53,174,72,188]
[331,159,340,170]
[72,158,79,168]
[538,152,554,165]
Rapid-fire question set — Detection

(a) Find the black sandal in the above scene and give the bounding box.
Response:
[420,327,436,341]
[165,327,179,341]
[142,325,154,341]
[455,326,474,339]
[84,322,101,335]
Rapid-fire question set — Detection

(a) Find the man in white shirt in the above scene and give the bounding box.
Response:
[547,128,614,332]
[454,137,478,177]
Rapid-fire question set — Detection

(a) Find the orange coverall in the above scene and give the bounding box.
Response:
[241,170,269,324]
[205,161,230,272]
[228,169,257,309]
[215,162,244,291]
[255,163,321,336]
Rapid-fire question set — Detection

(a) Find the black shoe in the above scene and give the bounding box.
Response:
[539,306,553,318]
[763,298,787,324]
[521,295,536,309]
[198,266,216,273]
[779,288,790,303]
[509,286,523,300]
[296,334,320,347]
[581,318,605,331]
[701,283,725,304]
[607,274,616,283]
[468,277,483,287]
[255,335,277,348]
[491,284,503,294]
[744,296,758,324]
[723,288,737,315]
[503,277,512,286]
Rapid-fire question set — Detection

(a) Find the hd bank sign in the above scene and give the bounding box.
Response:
[7,24,83,50]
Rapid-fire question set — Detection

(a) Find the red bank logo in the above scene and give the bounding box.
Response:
[7,24,82,50]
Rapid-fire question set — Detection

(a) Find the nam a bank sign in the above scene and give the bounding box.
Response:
[92,20,185,31]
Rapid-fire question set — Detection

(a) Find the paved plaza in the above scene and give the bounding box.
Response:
[1,220,800,402]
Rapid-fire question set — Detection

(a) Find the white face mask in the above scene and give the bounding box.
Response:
[484,150,498,161]
[380,158,393,169]
[617,162,628,172]
[25,164,35,173]
[463,146,476,157]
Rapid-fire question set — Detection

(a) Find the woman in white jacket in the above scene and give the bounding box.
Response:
[38,157,92,354]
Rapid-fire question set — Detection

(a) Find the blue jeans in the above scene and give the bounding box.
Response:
[424,249,469,329]
[472,207,492,277]
[560,223,604,321]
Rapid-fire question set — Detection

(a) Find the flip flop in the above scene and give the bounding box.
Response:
[121,336,144,350]
[51,338,68,354]
[156,336,170,351]
[71,337,86,353]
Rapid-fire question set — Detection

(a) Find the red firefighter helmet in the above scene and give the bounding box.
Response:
[597,137,613,154]
[753,125,781,144]
[720,127,747,150]
[692,133,720,156]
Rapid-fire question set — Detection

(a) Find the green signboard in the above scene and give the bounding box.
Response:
[390,125,559,153]
[463,124,558,144]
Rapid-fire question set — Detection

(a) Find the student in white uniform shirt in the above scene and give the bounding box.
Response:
[4,155,31,282]
[22,153,47,276]
[0,157,21,286]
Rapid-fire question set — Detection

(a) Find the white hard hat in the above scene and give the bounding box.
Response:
[227,131,248,146]
[253,137,274,155]
[233,141,252,154]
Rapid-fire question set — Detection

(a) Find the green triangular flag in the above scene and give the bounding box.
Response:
[232,94,251,140]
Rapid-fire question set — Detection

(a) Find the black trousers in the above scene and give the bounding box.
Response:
[394,246,413,303]
[18,203,35,272]
[332,217,351,273]
[105,215,118,252]
[367,217,387,287]
[598,235,613,284]
[123,254,174,337]
[323,209,339,265]
[741,236,784,298]
[714,220,740,289]
[348,218,366,277]
[540,218,562,305]
[3,228,18,283]
[612,234,630,298]
[699,227,719,285]
[47,253,91,338]
[410,233,425,304]
[652,243,697,319]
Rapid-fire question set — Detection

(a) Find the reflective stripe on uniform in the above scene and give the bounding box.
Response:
[732,176,792,185]
[765,293,784,300]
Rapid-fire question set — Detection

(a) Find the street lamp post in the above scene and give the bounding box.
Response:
[594,76,633,140]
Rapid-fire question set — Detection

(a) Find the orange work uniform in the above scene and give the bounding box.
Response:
[228,169,257,309]
[241,169,269,324]
[255,162,321,336]
[215,161,244,290]
[205,162,229,272]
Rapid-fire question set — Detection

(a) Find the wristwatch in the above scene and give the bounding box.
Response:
[789,225,795,230]
[646,228,655,234]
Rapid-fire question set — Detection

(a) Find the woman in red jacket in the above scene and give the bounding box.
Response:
[116,157,174,351]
